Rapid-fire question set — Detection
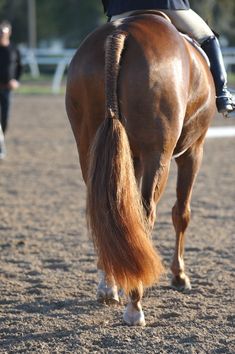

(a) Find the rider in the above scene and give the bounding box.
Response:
[102,0,235,118]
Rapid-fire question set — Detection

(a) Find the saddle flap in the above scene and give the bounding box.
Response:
[181,33,210,66]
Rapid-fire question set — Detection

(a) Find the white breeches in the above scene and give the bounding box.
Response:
[111,9,214,44]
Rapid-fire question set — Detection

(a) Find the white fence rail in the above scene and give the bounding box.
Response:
[20,47,235,94]
[21,48,76,94]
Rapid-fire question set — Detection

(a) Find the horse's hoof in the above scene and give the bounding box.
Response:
[171,274,191,292]
[123,305,146,326]
[97,288,119,305]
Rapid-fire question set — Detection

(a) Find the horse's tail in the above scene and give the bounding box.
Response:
[87,31,164,294]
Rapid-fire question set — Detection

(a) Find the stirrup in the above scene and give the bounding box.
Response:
[217,93,235,118]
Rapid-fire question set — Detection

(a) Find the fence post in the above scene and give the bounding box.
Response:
[52,59,68,94]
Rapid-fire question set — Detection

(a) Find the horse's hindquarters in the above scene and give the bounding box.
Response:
[66,14,216,325]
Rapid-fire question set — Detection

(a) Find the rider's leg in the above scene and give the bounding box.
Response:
[162,9,235,115]
[201,36,234,114]
[161,9,214,43]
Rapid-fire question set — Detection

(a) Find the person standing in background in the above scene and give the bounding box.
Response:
[0,20,22,159]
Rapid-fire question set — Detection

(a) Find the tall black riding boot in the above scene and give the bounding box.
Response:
[201,36,235,116]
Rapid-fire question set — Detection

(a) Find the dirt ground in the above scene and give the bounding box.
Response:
[0,95,234,354]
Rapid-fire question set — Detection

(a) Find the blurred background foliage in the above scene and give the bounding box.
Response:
[0,0,234,48]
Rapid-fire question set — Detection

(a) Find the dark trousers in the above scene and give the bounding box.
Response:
[0,89,11,134]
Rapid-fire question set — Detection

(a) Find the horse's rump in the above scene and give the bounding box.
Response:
[67,14,214,157]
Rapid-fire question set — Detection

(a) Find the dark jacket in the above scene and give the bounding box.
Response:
[0,44,22,85]
[102,0,190,17]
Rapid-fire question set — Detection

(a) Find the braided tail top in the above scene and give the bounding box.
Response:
[105,31,128,119]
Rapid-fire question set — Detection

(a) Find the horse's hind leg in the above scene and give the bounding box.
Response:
[122,153,170,326]
[141,153,171,228]
[123,285,146,326]
[96,260,119,304]
[121,154,170,326]
[171,141,204,291]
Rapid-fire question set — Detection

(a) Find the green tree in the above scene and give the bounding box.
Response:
[37,0,105,47]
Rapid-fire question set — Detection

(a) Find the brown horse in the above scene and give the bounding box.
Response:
[66,12,215,326]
